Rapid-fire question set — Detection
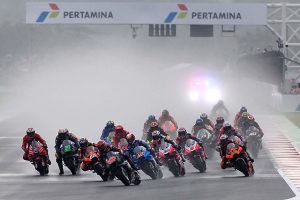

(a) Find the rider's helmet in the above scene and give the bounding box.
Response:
[219,134,228,146]
[26,128,35,137]
[97,140,107,152]
[58,128,68,135]
[178,127,187,139]
[162,109,169,116]
[106,120,114,128]
[216,116,225,125]
[115,125,124,134]
[241,112,248,119]
[152,130,161,141]
[195,118,204,126]
[126,133,136,144]
[240,106,247,113]
[148,115,156,121]
[217,100,224,105]
[79,137,88,148]
[223,123,232,132]
[150,121,159,128]
[200,113,208,120]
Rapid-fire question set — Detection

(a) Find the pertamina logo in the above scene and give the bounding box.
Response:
[164,4,188,23]
[36,3,59,23]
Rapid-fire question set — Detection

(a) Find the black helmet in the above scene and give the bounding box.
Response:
[79,137,88,147]
[178,127,187,138]
[162,109,169,116]
[240,106,247,113]
[106,120,114,128]
[26,128,35,137]
[216,116,224,124]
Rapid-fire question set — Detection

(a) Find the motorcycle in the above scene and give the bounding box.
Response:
[184,139,206,173]
[28,140,49,176]
[133,146,163,179]
[161,121,177,140]
[106,151,141,186]
[196,128,214,159]
[60,140,80,175]
[158,142,185,177]
[220,135,255,177]
[82,146,107,181]
[245,126,262,159]
[118,139,162,180]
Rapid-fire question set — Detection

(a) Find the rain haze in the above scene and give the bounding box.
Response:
[1,0,284,142]
[1,1,300,200]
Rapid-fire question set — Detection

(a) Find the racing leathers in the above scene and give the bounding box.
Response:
[234,111,254,128]
[113,129,130,148]
[218,127,252,169]
[146,126,168,143]
[55,133,79,174]
[175,133,203,149]
[100,125,115,144]
[151,135,184,163]
[237,117,264,138]
[143,119,159,140]
[191,123,213,136]
[98,144,138,181]
[22,133,50,163]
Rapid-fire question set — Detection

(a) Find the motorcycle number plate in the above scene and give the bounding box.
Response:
[249,132,257,136]
[107,157,117,165]
[64,145,72,152]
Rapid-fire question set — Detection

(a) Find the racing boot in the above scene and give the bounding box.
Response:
[57,159,64,175]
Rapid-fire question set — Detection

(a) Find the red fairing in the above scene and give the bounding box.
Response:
[28,144,47,161]
[22,134,46,150]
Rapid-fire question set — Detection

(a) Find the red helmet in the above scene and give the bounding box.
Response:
[97,140,107,151]
[115,125,124,133]
[126,133,135,144]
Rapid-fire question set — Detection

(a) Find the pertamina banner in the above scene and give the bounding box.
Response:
[26,2,267,25]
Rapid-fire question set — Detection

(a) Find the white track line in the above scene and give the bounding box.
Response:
[0,137,22,139]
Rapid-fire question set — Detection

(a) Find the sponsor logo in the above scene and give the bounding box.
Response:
[165,4,188,23]
[36,3,59,23]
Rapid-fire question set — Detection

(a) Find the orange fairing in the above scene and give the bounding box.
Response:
[226,145,243,159]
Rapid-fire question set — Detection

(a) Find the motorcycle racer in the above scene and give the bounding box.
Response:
[54,128,79,175]
[22,128,51,165]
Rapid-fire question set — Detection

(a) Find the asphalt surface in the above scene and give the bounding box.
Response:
[0,135,295,200]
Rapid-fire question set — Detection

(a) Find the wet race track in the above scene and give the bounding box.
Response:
[0,129,295,200]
